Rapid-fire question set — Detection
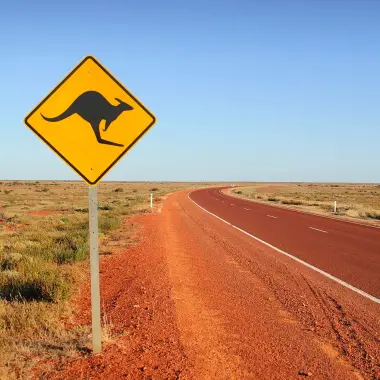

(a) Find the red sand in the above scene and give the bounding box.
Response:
[32,190,379,379]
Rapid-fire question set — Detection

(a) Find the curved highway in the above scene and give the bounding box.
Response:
[190,187,380,300]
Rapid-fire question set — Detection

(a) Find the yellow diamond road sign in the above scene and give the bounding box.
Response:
[24,56,156,185]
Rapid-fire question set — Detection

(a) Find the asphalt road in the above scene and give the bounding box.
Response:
[190,187,380,300]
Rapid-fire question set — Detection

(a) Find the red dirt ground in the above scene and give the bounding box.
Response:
[32,190,379,380]
[0,220,28,231]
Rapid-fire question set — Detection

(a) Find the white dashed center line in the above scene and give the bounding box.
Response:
[309,227,328,234]
[244,208,250,211]
[230,204,234,206]
[267,215,278,219]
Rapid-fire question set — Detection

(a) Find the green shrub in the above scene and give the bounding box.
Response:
[52,236,88,264]
[4,190,12,195]
[150,187,159,192]
[268,197,280,202]
[0,262,70,302]
[99,215,120,234]
[113,188,123,193]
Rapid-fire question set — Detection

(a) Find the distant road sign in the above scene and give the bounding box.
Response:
[25,56,156,185]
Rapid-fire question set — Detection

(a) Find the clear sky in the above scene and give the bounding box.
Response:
[1,0,379,182]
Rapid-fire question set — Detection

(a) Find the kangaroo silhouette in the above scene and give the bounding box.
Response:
[41,91,133,147]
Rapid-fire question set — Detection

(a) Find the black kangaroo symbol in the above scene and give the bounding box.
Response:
[41,91,133,147]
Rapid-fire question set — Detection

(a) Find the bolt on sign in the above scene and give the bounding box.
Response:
[24,55,156,185]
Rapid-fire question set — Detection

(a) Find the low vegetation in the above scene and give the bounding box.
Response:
[365,211,380,220]
[0,180,215,378]
[231,183,380,223]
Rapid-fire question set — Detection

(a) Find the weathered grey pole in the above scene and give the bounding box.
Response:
[88,185,101,353]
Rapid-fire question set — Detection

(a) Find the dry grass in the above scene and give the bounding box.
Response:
[0,180,219,378]
[230,183,380,224]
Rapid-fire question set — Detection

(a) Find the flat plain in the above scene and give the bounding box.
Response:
[230,182,380,225]
[0,181,379,379]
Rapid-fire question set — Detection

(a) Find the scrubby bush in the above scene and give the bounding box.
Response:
[0,253,23,270]
[0,261,70,302]
[74,208,88,213]
[98,205,113,211]
[52,236,88,264]
[99,214,120,234]
[365,211,380,220]
[320,204,334,212]
[281,199,304,206]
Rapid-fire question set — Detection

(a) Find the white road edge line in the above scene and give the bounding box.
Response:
[267,215,278,219]
[309,227,328,234]
[187,192,380,305]
[244,208,250,211]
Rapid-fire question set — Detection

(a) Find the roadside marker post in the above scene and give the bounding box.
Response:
[150,192,153,209]
[24,55,156,354]
[88,186,101,353]
[334,201,337,214]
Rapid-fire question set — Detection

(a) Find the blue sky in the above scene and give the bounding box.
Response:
[1,0,379,182]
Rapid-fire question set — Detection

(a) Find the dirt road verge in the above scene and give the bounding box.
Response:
[33,190,379,379]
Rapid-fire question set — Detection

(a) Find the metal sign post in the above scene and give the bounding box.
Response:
[89,185,101,353]
[150,192,153,209]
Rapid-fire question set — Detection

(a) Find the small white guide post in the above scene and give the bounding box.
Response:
[334,200,337,214]
[88,186,101,353]
[150,192,153,209]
